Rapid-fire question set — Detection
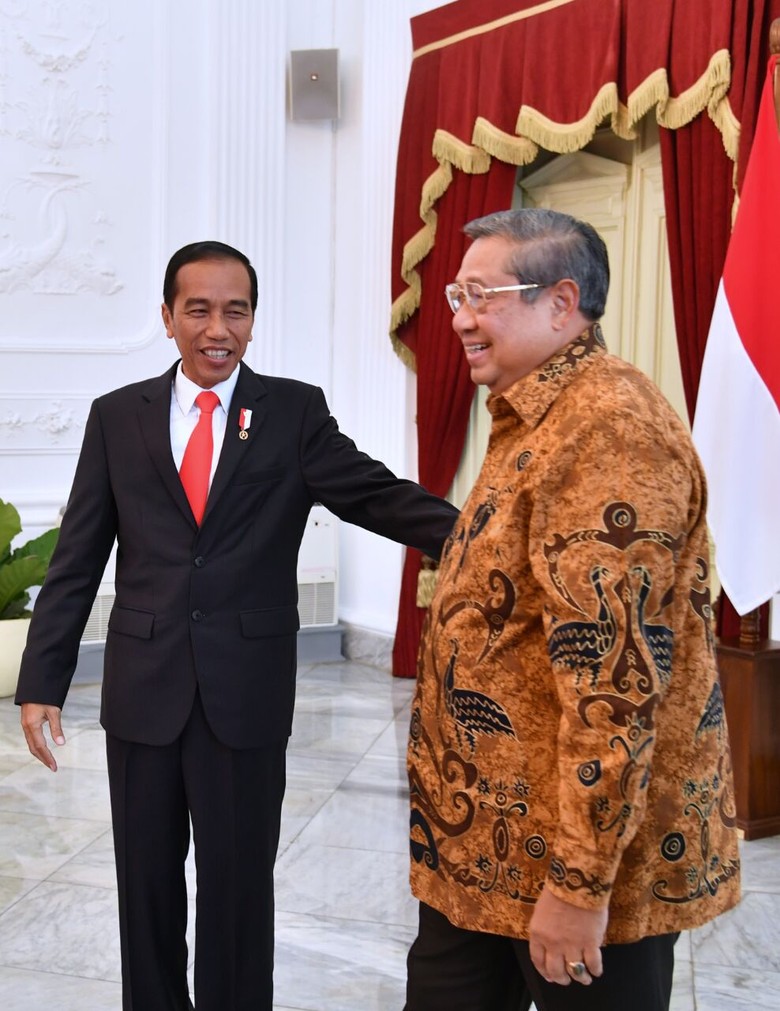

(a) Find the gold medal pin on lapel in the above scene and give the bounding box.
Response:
[239,408,252,440]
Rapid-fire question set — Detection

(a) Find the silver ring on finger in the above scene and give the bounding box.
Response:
[567,961,587,979]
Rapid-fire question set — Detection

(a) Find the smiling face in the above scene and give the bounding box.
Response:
[161,257,254,389]
[452,235,581,396]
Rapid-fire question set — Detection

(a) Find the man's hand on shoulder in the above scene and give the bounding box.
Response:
[20,702,65,772]
[528,885,607,986]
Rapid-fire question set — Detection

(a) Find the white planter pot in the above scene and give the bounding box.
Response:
[0,617,31,698]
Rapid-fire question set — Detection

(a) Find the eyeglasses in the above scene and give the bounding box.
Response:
[444,281,544,314]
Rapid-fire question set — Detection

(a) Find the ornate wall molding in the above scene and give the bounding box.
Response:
[0,394,88,453]
[0,0,167,351]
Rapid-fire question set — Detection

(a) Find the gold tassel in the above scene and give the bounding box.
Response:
[416,556,440,608]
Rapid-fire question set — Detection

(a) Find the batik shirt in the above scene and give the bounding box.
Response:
[408,325,740,943]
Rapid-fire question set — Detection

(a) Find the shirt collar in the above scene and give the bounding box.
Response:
[172,361,241,416]
[489,324,607,427]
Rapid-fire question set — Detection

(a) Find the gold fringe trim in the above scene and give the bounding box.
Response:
[516,51,733,154]
[390,274,420,333]
[401,223,436,280]
[516,82,620,153]
[390,162,450,357]
[412,0,577,59]
[613,70,666,138]
[432,130,491,174]
[391,140,489,359]
[655,50,731,130]
[472,117,538,166]
[391,50,741,365]
[420,158,453,217]
[390,330,417,372]
[711,94,740,163]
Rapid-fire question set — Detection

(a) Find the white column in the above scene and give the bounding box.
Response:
[331,2,422,636]
[208,0,287,376]
[332,2,415,475]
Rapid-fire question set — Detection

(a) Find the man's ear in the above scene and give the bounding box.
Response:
[548,279,580,330]
[161,302,174,338]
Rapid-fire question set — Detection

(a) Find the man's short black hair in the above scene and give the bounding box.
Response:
[163,241,258,313]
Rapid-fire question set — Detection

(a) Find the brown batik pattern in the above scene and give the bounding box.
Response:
[408,327,740,943]
[543,501,737,904]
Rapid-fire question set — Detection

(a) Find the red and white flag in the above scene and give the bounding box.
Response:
[693,55,780,615]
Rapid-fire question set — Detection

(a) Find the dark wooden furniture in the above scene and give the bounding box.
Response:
[718,637,780,839]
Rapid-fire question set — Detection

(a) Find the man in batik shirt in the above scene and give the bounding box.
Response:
[405,208,740,1011]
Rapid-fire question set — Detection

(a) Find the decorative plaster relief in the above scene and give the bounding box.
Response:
[0,3,117,296]
[0,395,86,451]
[0,170,121,294]
[0,0,164,350]
[17,26,98,75]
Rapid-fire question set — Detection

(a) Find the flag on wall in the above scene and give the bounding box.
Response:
[692,54,780,615]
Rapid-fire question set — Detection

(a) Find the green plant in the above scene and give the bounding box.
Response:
[0,499,59,619]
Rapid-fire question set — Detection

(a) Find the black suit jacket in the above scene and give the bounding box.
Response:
[16,362,458,748]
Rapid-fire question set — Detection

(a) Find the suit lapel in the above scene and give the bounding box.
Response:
[203,363,269,523]
[137,363,195,525]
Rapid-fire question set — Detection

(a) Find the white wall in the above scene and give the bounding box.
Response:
[0,0,442,638]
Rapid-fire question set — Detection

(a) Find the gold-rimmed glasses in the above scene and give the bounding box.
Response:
[444,281,544,314]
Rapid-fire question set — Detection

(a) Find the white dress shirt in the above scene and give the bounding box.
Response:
[170,363,241,489]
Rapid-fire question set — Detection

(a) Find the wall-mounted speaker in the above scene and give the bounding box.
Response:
[289,49,340,122]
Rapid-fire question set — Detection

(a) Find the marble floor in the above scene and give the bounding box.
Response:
[0,659,779,1010]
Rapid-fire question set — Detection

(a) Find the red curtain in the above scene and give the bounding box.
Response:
[392,161,517,676]
[390,0,780,674]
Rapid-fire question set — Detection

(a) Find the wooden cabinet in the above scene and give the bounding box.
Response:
[717,639,780,840]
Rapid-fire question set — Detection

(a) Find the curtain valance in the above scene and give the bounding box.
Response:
[389,0,780,675]
[391,0,762,358]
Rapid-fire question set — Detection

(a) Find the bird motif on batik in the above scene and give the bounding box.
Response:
[443,639,515,755]
[547,564,616,689]
[632,565,674,687]
[696,681,726,739]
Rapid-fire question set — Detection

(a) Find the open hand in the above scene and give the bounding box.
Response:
[21,702,65,772]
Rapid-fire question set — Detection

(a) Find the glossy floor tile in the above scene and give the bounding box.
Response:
[1,660,778,1010]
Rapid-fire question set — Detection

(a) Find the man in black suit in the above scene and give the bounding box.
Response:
[16,241,458,1011]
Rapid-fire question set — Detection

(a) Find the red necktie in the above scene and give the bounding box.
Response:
[179,391,220,525]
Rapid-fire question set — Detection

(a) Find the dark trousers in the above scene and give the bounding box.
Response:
[405,901,678,1011]
[106,691,287,1011]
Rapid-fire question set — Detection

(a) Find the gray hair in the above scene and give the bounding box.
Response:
[463,208,609,321]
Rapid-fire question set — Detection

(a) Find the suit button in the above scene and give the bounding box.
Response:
[194,556,205,568]
[191,610,205,622]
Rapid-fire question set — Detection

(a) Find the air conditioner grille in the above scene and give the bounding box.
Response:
[298,580,337,628]
[83,592,115,642]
